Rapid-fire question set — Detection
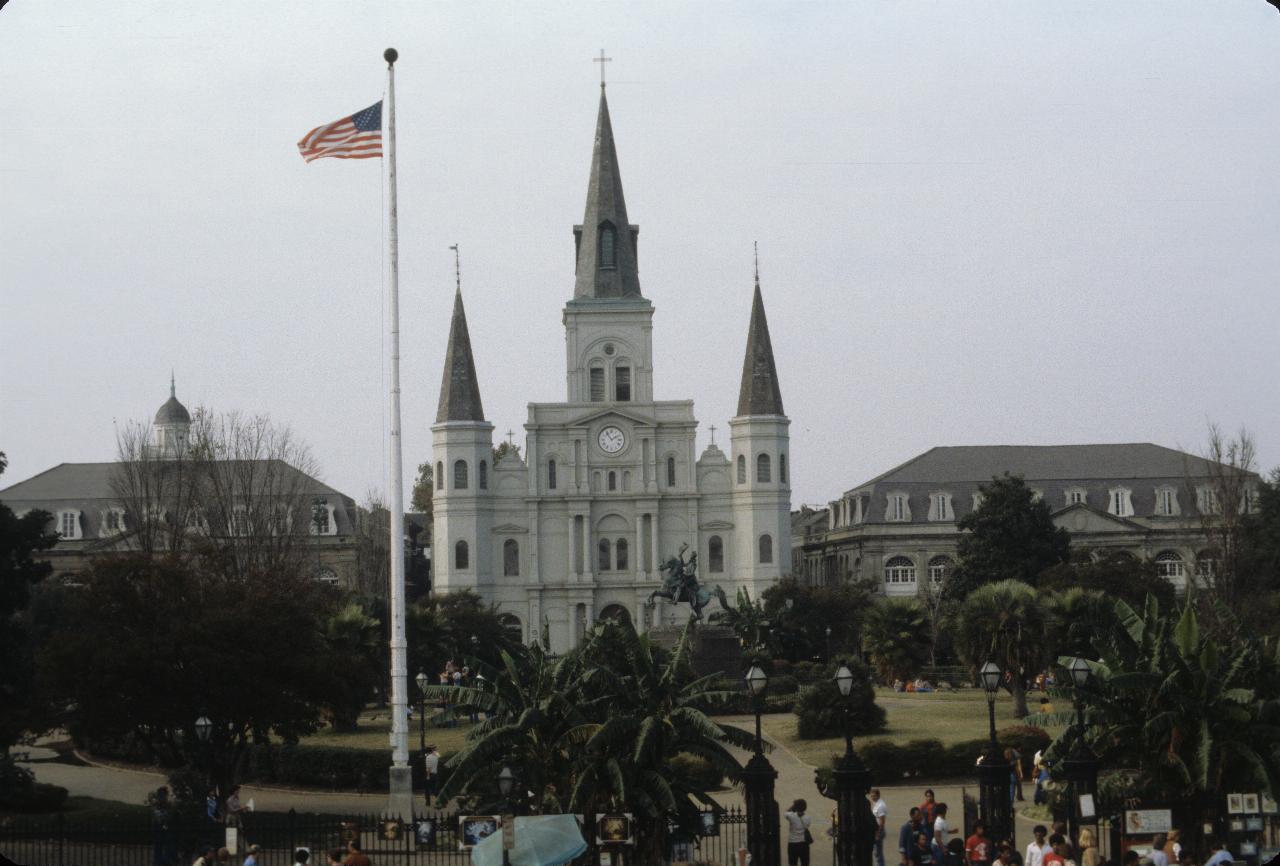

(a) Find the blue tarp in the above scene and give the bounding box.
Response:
[471,815,588,866]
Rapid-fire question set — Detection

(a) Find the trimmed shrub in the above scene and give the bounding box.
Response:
[768,674,800,695]
[667,753,724,790]
[793,660,886,739]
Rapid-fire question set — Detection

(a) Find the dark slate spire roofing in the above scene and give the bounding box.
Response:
[154,373,191,425]
[436,289,486,423]
[736,279,785,417]
[574,87,642,299]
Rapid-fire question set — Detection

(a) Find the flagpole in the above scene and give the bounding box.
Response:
[383,45,413,819]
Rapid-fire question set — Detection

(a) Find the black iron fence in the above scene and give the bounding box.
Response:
[0,806,747,866]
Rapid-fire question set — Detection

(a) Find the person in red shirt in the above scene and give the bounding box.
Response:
[920,790,939,829]
[1042,835,1068,866]
[965,822,991,866]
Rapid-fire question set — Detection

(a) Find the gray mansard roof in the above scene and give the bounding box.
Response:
[843,443,1254,527]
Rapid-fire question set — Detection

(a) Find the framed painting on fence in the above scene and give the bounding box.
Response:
[598,814,634,845]
[700,811,721,837]
[381,818,404,841]
[1243,794,1261,814]
[415,819,437,847]
[1228,793,1245,815]
[460,815,500,850]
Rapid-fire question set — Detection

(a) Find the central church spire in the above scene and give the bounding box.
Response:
[573,87,642,299]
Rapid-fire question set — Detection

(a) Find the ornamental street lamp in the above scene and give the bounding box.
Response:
[742,665,780,866]
[831,665,873,866]
[498,766,518,866]
[194,713,215,818]
[826,626,833,662]
[415,669,429,754]
[978,663,1014,848]
[1064,657,1099,846]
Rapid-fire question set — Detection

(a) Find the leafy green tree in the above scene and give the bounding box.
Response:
[1040,587,1118,662]
[709,587,771,656]
[1044,597,1280,855]
[762,576,875,662]
[38,555,339,809]
[406,590,519,681]
[861,597,932,683]
[1037,551,1175,610]
[0,452,57,755]
[492,441,522,464]
[950,579,1047,717]
[410,461,433,515]
[1236,469,1280,634]
[323,600,384,730]
[950,474,1070,599]
[792,658,886,739]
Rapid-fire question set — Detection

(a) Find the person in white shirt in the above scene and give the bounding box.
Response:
[932,803,954,859]
[1026,825,1051,866]
[784,799,813,866]
[423,745,440,802]
[870,789,889,866]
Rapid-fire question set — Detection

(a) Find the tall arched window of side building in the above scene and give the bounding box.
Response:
[503,539,519,576]
[737,455,746,484]
[455,540,469,570]
[758,534,773,564]
[1155,550,1185,582]
[708,536,724,573]
[757,453,771,483]
[884,556,916,585]
[548,459,557,490]
[616,538,629,570]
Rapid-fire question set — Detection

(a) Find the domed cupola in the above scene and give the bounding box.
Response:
[153,374,191,457]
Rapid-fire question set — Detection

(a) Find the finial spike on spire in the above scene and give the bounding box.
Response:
[753,241,759,286]
[449,244,461,294]
[170,370,175,398]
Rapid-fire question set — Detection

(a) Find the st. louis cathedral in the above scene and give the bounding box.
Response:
[430,86,792,653]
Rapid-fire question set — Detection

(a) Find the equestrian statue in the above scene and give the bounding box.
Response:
[647,543,729,622]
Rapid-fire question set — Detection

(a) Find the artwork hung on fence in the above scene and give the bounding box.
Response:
[460,815,500,850]
[700,811,721,837]
[598,814,634,845]
[381,818,403,841]
[1228,793,1246,815]
[1243,794,1261,814]
[415,819,437,847]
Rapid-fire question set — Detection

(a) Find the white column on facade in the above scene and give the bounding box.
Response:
[635,517,644,581]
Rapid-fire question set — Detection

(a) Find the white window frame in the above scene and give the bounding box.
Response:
[884,556,916,585]
[101,507,126,536]
[1196,485,1220,515]
[1155,551,1186,582]
[1154,486,1179,517]
[58,509,82,539]
[928,555,952,584]
[1108,487,1134,517]
[885,492,911,522]
[1065,487,1087,507]
[928,492,953,522]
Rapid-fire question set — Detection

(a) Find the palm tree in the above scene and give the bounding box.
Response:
[951,579,1047,716]
[710,587,771,653]
[1046,597,1280,855]
[573,619,755,866]
[862,597,932,683]
[1041,587,1117,661]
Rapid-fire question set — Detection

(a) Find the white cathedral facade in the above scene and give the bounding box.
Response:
[429,86,792,653]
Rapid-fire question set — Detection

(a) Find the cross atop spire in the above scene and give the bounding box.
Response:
[573,86,643,300]
[594,49,612,88]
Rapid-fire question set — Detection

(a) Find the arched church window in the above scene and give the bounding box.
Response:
[503,539,519,576]
[608,471,617,492]
[590,366,606,402]
[667,457,676,488]
[599,222,617,268]
[453,460,468,490]
[479,460,488,490]
[455,540,469,570]
[548,459,557,490]
[758,534,773,565]
[598,538,612,572]
[436,461,444,490]
[737,455,746,484]
[709,536,724,573]
[757,453,772,483]
[615,366,631,401]
[616,538,629,570]
[780,454,788,484]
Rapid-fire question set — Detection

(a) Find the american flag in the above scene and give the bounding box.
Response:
[297,101,383,162]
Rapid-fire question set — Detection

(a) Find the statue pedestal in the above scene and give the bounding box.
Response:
[646,623,744,679]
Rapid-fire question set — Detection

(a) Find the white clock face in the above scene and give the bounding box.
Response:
[598,426,626,454]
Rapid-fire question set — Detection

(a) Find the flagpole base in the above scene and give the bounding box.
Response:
[385,765,414,820]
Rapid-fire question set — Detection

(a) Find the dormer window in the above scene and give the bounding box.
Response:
[1065,487,1087,507]
[928,492,953,522]
[1108,487,1134,517]
[886,492,911,522]
[102,508,126,535]
[1154,486,1179,517]
[58,510,82,539]
[1196,486,1220,515]
[598,222,617,269]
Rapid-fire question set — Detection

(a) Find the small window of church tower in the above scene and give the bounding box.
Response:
[615,366,631,401]
[599,222,616,268]
[590,367,605,402]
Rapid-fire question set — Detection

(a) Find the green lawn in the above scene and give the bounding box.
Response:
[299,707,478,755]
[759,687,1066,766]
[0,796,150,824]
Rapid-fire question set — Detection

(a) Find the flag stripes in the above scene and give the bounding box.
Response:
[297,101,383,163]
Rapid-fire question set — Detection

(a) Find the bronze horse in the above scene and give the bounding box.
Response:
[647,544,729,621]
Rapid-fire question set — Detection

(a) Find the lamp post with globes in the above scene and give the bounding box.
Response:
[194,714,215,819]
[498,766,518,866]
[831,665,872,866]
[414,670,429,754]
[978,662,1014,848]
[1063,657,1099,846]
[742,665,781,866]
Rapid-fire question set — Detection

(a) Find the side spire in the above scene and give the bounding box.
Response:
[436,287,486,423]
[736,248,785,416]
[574,86,642,299]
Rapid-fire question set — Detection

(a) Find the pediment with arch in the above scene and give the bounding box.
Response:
[567,407,655,429]
[491,523,529,534]
[1051,503,1145,534]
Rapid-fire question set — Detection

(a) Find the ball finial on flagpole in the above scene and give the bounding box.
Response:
[384,47,398,65]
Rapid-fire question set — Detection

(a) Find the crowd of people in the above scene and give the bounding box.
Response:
[782,785,1239,866]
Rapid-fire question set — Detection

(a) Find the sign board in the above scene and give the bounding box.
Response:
[1229,794,1246,815]
[503,814,516,851]
[224,827,238,855]
[1079,795,1096,821]
[1125,810,1173,835]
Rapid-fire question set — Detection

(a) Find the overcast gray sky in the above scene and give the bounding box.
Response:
[3,1,1278,508]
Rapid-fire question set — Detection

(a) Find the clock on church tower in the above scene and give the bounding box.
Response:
[597,425,626,454]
